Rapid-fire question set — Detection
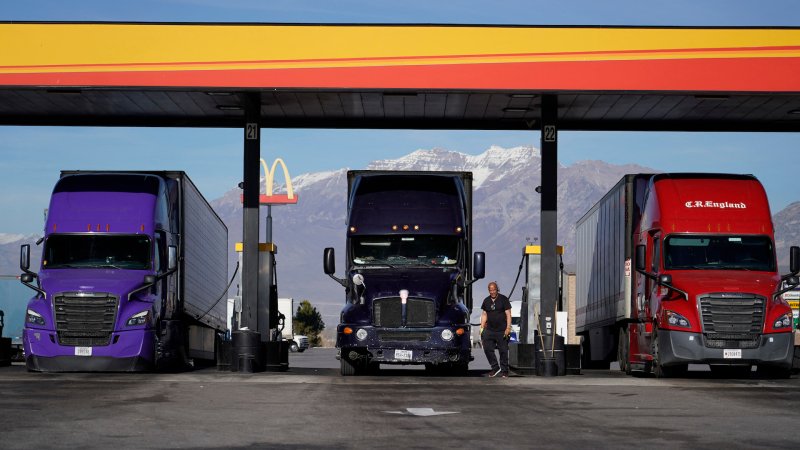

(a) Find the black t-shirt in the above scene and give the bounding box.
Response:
[481,294,511,332]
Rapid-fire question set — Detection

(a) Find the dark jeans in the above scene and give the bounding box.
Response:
[482,329,509,374]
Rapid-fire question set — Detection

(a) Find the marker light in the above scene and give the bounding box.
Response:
[441,329,454,341]
[392,225,398,231]
[356,329,368,341]
[403,225,409,230]
[455,328,465,336]
[350,226,357,233]
[455,227,463,233]
[413,225,420,231]
[343,327,353,335]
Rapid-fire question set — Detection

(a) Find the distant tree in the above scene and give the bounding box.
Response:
[294,300,325,347]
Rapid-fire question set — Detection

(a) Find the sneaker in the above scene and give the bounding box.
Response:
[483,368,502,378]
[501,372,509,378]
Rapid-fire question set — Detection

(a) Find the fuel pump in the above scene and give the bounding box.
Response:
[509,245,567,375]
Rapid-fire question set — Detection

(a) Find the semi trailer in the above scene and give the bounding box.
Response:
[20,171,228,371]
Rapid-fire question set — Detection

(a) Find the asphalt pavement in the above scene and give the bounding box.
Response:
[1,348,799,449]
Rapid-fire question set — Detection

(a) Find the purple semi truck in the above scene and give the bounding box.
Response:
[19,171,228,372]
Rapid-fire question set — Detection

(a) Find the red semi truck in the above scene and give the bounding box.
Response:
[576,173,799,377]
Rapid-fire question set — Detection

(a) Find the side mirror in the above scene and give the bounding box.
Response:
[786,276,799,287]
[20,244,30,272]
[790,246,800,275]
[167,246,178,271]
[143,275,156,285]
[324,247,336,275]
[473,252,485,280]
[635,245,646,272]
[658,274,673,285]
[20,274,34,283]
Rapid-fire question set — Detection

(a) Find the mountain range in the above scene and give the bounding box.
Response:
[3,145,799,339]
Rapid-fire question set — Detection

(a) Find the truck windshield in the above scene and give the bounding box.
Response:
[352,235,459,266]
[44,234,151,270]
[664,235,775,271]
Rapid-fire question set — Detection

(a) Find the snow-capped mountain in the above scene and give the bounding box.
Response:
[208,145,656,331]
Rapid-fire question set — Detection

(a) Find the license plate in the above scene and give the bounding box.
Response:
[723,349,742,359]
[394,349,412,361]
[75,347,92,357]
[789,300,800,310]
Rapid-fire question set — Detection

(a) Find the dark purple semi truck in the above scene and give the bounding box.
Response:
[324,171,485,376]
[19,171,228,372]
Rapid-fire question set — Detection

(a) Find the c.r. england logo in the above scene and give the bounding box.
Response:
[684,200,747,209]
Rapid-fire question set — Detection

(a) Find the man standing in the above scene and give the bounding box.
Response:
[480,281,512,378]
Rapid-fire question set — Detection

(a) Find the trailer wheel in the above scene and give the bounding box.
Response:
[618,327,631,375]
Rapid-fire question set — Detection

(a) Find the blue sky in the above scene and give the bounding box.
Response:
[0,1,799,235]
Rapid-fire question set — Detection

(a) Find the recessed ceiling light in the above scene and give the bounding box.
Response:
[217,105,243,111]
[503,107,531,113]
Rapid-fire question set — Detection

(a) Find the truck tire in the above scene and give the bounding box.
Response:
[651,330,687,378]
[340,357,357,376]
[618,327,631,375]
[289,341,299,353]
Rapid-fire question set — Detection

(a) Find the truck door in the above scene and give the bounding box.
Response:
[637,232,661,355]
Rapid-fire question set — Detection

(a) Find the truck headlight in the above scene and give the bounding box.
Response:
[26,309,45,326]
[665,310,691,328]
[441,329,454,341]
[773,313,792,329]
[356,328,368,341]
[126,310,151,326]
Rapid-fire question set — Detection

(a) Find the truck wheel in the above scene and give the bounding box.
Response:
[340,357,357,376]
[289,341,299,353]
[651,330,686,378]
[451,361,469,376]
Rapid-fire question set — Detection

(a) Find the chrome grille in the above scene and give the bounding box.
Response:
[406,298,435,327]
[699,293,764,348]
[373,298,402,327]
[372,297,436,328]
[54,293,118,346]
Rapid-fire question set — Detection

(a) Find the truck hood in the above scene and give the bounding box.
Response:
[669,270,780,298]
[39,269,152,298]
[352,268,457,303]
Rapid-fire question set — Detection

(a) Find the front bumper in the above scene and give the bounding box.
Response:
[23,328,155,372]
[337,325,471,365]
[659,329,793,368]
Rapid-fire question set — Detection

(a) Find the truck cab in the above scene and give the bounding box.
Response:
[324,171,484,375]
